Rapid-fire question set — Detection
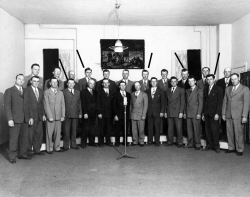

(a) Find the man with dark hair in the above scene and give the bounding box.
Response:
[62,78,82,151]
[145,77,165,146]
[96,69,116,93]
[116,69,134,93]
[113,81,131,147]
[64,70,80,91]
[44,77,65,153]
[197,67,210,89]
[97,78,114,147]
[177,68,190,90]
[165,76,185,148]
[44,67,65,90]
[4,74,34,163]
[80,79,97,148]
[27,76,46,156]
[78,67,96,91]
[222,73,250,156]
[23,63,44,89]
[184,75,203,150]
[202,74,223,153]
[139,70,151,91]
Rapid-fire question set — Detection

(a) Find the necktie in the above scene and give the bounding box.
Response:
[71,89,74,95]
[135,91,139,99]
[19,87,23,95]
[90,89,93,95]
[54,89,57,95]
[144,81,147,90]
[122,92,126,97]
[231,87,235,96]
[203,78,206,84]
[105,90,109,97]
[225,78,229,86]
[152,89,156,98]
[35,88,39,101]
[182,80,185,85]
[208,86,212,95]
[171,87,174,93]
[190,88,193,94]
[163,80,166,87]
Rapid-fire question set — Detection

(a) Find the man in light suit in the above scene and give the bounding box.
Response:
[165,77,185,148]
[78,67,96,91]
[27,76,46,156]
[130,82,148,146]
[44,67,65,90]
[23,63,44,89]
[202,74,223,153]
[184,76,203,150]
[145,77,165,146]
[222,73,250,156]
[96,69,116,93]
[4,74,34,163]
[116,69,134,93]
[139,70,151,92]
[44,77,65,153]
[62,78,82,151]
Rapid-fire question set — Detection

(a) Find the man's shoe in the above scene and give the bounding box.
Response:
[18,156,32,160]
[147,143,153,146]
[195,147,201,150]
[80,145,86,149]
[115,144,120,147]
[203,147,211,151]
[106,143,113,147]
[88,143,98,147]
[184,146,193,149]
[34,152,45,156]
[98,144,104,148]
[177,144,183,148]
[140,144,144,147]
[71,146,79,150]
[155,144,160,147]
[215,149,220,153]
[63,147,69,151]
[164,142,174,147]
[47,151,53,154]
[9,159,16,164]
[225,149,236,153]
[55,149,64,152]
[237,152,243,156]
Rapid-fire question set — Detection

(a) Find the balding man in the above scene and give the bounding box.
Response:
[44,67,65,90]
[64,70,80,91]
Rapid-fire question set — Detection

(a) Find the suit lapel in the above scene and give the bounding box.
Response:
[232,84,242,96]
[170,87,179,100]
[13,86,23,98]
[188,86,196,101]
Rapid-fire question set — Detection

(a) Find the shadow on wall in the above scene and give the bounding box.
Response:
[0,92,9,145]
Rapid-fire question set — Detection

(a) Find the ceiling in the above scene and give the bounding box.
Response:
[1,0,250,26]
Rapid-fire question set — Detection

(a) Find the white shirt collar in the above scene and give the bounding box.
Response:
[31,85,38,91]
[87,87,92,92]
[103,87,109,92]
[135,90,140,96]
[15,85,22,91]
[120,90,126,95]
[191,85,196,91]
[68,88,74,92]
[209,84,214,89]
[233,83,240,90]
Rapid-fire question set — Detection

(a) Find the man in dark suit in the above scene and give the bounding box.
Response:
[78,67,96,91]
[184,76,203,150]
[139,69,151,92]
[216,67,232,140]
[64,70,80,91]
[113,81,131,147]
[116,69,134,93]
[97,78,114,147]
[63,78,82,151]
[197,67,210,89]
[96,69,116,93]
[202,74,223,153]
[145,77,165,146]
[222,73,250,156]
[80,79,97,148]
[165,77,185,148]
[44,67,65,90]
[23,63,44,89]
[4,74,34,163]
[27,76,46,156]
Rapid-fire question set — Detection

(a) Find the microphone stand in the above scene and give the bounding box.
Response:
[117,97,135,160]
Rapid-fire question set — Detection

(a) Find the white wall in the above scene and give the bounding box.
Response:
[0,8,24,144]
[232,12,250,71]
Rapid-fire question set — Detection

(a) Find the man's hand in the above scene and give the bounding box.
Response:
[49,118,54,122]
[79,115,82,119]
[222,115,226,121]
[141,116,146,120]
[84,114,88,119]
[98,114,102,119]
[183,114,186,119]
[160,113,164,117]
[8,120,14,127]
[202,115,205,121]
[29,118,34,125]
[196,114,201,120]
[114,116,119,121]
[242,117,247,124]
[61,117,65,122]
[214,114,219,121]
[42,115,47,121]
[164,113,167,118]
[179,113,183,119]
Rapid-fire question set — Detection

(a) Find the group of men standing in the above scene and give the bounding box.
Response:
[4,64,249,163]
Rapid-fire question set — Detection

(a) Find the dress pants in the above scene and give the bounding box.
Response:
[28,120,43,154]
[82,117,96,146]
[98,117,111,145]
[220,119,228,140]
[147,116,161,145]
[167,117,183,145]
[160,117,168,135]
[46,120,62,151]
[226,118,244,152]
[63,118,78,149]
[204,117,220,150]
[9,122,28,160]
[115,118,128,145]
[187,118,201,148]
[131,119,145,144]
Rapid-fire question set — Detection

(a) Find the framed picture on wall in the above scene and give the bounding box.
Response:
[100,39,145,69]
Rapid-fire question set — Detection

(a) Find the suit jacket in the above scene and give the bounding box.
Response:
[78,77,96,91]
[157,78,171,91]
[113,91,131,120]
[139,80,151,92]
[80,88,97,118]
[222,84,250,119]
[23,74,44,89]
[216,77,233,96]
[197,79,208,90]
[145,88,165,117]
[4,86,32,123]
[177,79,190,90]
[64,81,80,91]
[63,89,82,119]
[185,86,203,118]
[165,87,185,118]
[44,79,65,91]
[130,91,148,120]
[97,88,114,118]
[116,79,134,93]
[27,86,44,121]
[96,79,117,93]
[203,85,223,117]
[43,88,65,120]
